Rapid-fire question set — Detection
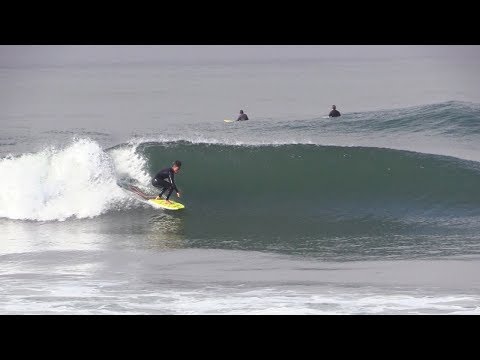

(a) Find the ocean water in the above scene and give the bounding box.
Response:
[1,46,480,314]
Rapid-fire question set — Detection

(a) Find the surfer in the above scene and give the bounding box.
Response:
[237,110,249,121]
[152,160,182,203]
[329,105,341,118]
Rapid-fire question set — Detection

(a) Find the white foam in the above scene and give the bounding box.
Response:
[0,138,148,221]
[2,286,479,314]
[109,143,151,184]
[142,289,480,315]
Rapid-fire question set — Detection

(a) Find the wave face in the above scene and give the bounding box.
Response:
[138,141,480,217]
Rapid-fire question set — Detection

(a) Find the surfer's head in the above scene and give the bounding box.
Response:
[172,160,182,173]
[332,105,336,110]
[239,110,244,114]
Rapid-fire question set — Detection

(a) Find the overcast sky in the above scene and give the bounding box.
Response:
[1,45,479,66]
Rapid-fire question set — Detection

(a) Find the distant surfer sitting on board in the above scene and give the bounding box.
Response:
[329,105,341,118]
[237,110,249,121]
[152,160,182,203]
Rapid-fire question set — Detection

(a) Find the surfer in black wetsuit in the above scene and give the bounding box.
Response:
[152,160,182,203]
[237,110,249,121]
[329,105,341,118]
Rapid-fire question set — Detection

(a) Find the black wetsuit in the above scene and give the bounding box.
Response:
[237,113,249,121]
[152,167,179,200]
[329,109,341,117]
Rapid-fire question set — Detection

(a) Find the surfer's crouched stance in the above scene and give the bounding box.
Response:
[152,160,182,203]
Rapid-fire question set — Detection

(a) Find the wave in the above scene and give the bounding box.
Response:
[2,105,480,222]
[331,101,480,137]
[136,141,480,217]
[120,101,480,163]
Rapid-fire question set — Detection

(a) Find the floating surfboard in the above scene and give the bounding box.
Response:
[224,119,234,123]
[117,180,185,210]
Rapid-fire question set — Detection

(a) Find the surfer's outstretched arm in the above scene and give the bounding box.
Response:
[168,172,179,193]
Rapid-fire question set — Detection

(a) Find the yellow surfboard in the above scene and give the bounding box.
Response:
[224,119,234,123]
[148,198,185,210]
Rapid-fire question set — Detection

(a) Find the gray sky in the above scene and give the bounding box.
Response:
[1,45,479,67]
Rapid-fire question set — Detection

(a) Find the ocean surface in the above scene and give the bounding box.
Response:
[1,46,480,314]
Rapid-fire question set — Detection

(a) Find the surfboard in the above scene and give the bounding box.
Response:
[117,181,185,210]
[148,198,185,210]
[224,119,234,123]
